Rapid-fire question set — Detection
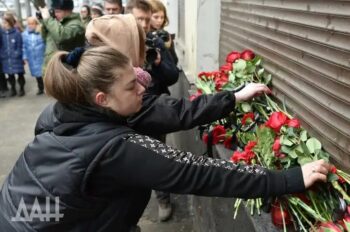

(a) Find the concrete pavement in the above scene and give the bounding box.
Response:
[0,75,194,231]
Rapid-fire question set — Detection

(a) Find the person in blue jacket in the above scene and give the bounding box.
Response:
[0,13,25,96]
[22,17,46,95]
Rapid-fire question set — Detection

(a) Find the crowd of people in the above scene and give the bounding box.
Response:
[0,0,178,99]
[0,1,332,232]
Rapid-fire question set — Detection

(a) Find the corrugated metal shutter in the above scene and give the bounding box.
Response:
[219,0,350,169]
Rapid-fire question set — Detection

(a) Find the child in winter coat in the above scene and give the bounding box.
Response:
[0,14,25,96]
[22,17,45,95]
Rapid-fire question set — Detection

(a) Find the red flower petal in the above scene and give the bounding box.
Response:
[265,112,288,133]
[287,118,301,128]
[240,49,255,61]
[226,51,241,63]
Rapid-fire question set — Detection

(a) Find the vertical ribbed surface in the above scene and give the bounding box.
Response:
[219,0,350,168]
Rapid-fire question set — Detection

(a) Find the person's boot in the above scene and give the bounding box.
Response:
[8,75,16,97]
[36,89,44,95]
[18,88,25,97]
[0,90,6,98]
[17,74,25,96]
[158,202,172,222]
[36,77,44,95]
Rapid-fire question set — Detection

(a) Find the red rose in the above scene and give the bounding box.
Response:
[330,166,337,174]
[226,51,241,63]
[241,49,255,61]
[287,118,301,128]
[212,125,226,144]
[220,63,232,73]
[215,77,229,91]
[271,202,292,228]
[272,138,281,152]
[265,112,289,133]
[242,112,255,125]
[202,133,209,144]
[223,136,233,149]
[230,151,248,163]
[198,72,208,80]
[245,141,257,152]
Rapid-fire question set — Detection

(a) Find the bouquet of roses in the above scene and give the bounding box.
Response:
[193,49,350,232]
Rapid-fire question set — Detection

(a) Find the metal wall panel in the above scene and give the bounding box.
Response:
[219,0,350,168]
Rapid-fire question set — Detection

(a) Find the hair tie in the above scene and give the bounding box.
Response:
[64,47,85,68]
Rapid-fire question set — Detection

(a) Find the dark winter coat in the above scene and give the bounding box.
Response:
[146,38,179,96]
[0,92,305,232]
[0,28,24,74]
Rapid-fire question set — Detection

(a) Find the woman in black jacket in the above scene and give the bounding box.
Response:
[0,46,330,232]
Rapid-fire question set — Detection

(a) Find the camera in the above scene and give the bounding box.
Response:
[32,0,46,9]
[145,30,170,67]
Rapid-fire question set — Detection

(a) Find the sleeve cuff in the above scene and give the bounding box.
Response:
[268,167,305,196]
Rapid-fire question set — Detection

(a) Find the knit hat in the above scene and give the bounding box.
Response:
[134,67,151,88]
[51,0,74,10]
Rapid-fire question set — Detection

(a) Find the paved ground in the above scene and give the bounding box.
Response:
[0,74,194,231]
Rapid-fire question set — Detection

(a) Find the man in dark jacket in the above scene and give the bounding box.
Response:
[126,0,179,96]
[39,0,85,72]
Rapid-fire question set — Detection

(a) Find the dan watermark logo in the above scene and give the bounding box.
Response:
[11,197,64,222]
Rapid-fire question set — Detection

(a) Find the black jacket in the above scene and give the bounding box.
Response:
[146,39,179,96]
[0,92,305,232]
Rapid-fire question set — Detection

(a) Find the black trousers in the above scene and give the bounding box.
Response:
[8,73,25,90]
[0,72,7,91]
[154,134,171,204]
[35,77,44,91]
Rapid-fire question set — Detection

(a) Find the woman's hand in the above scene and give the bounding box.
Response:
[234,83,271,102]
[301,159,331,188]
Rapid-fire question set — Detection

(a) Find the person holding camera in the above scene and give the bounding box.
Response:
[125,0,179,97]
[149,0,178,66]
[38,0,85,73]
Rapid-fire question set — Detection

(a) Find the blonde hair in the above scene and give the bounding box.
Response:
[148,0,169,28]
[26,16,41,33]
[44,46,130,105]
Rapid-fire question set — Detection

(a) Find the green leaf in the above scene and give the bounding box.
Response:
[264,74,272,85]
[281,145,292,154]
[255,58,261,66]
[306,138,322,154]
[246,62,256,73]
[234,59,247,72]
[300,130,308,142]
[327,173,339,182]
[300,141,311,157]
[257,68,264,77]
[289,150,298,159]
[229,72,236,83]
[281,138,294,146]
[298,156,312,165]
[240,103,252,113]
[318,150,330,162]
